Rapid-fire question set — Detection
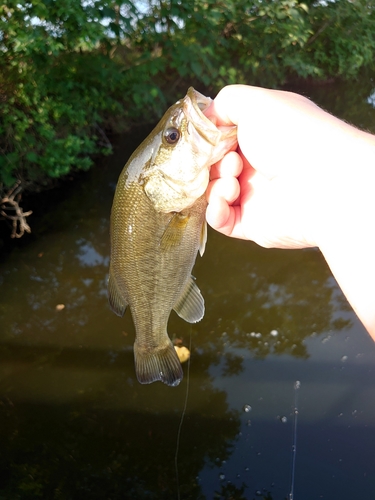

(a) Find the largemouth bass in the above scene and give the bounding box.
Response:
[108,87,237,386]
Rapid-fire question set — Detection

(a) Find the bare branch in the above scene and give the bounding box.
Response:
[306,19,334,47]
[0,181,32,238]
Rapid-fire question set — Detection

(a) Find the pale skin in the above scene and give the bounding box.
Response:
[205,84,375,339]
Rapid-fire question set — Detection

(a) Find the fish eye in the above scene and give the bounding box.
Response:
[164,127,180,145]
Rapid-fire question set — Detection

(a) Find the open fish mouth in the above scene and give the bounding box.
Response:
[189,87,212,114]
[184,88,220,146]
[185,87,237,148]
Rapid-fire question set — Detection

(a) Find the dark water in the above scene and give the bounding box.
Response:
[1,77,375,499]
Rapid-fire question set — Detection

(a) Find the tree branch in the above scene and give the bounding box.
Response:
[0,182,32,238]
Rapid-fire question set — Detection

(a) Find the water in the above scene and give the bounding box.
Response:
[1,77,375,499]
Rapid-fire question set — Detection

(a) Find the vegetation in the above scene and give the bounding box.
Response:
[1,0,375,234]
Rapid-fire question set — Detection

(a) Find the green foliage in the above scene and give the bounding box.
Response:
[0,1,137,189]
[1,0,375,194]
[307,0,375,77]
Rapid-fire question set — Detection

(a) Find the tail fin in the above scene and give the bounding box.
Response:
[134,342,183,387]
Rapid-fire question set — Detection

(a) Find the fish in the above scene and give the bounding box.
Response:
[108,87,237,386]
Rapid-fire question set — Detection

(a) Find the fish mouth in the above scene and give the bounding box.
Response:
[185,87,221,146]
[185,87,237,148]
[187,87,212,115]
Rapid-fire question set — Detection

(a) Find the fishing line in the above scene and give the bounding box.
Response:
[289,380,301,500]
[175,328,192,500]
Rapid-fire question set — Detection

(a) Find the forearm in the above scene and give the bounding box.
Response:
[317,131,375,339]
[322,240,375,339]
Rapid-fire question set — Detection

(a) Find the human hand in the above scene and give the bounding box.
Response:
[205,84,372,249]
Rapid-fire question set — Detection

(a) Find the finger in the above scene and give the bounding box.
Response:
[206,176,240,205]
[210,150,243,180]
[206,197,247,239]
[206,196,234,235]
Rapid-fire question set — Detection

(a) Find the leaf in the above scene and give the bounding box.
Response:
[26,152,38,162]
[191,60,202,78]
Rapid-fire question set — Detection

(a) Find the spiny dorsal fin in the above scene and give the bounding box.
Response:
[108,270,128,317]
[134,341,183,386]
[160,212,190,251]
[173,276,205,323]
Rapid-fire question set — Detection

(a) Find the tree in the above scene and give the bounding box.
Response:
[1,0,375,236]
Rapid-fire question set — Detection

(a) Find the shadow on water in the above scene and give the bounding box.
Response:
[1,77,375,499]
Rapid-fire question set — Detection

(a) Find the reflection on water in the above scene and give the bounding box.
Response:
[1,77,375,499]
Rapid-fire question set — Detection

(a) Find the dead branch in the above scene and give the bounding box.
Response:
[0,181,32,238]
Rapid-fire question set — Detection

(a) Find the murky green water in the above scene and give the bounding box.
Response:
[1,77,375,499]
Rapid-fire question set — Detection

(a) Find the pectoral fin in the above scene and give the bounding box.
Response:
[108,270,128,317]
[160,212,190,251]
[199,221,207,256]
[174,276,205,323]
